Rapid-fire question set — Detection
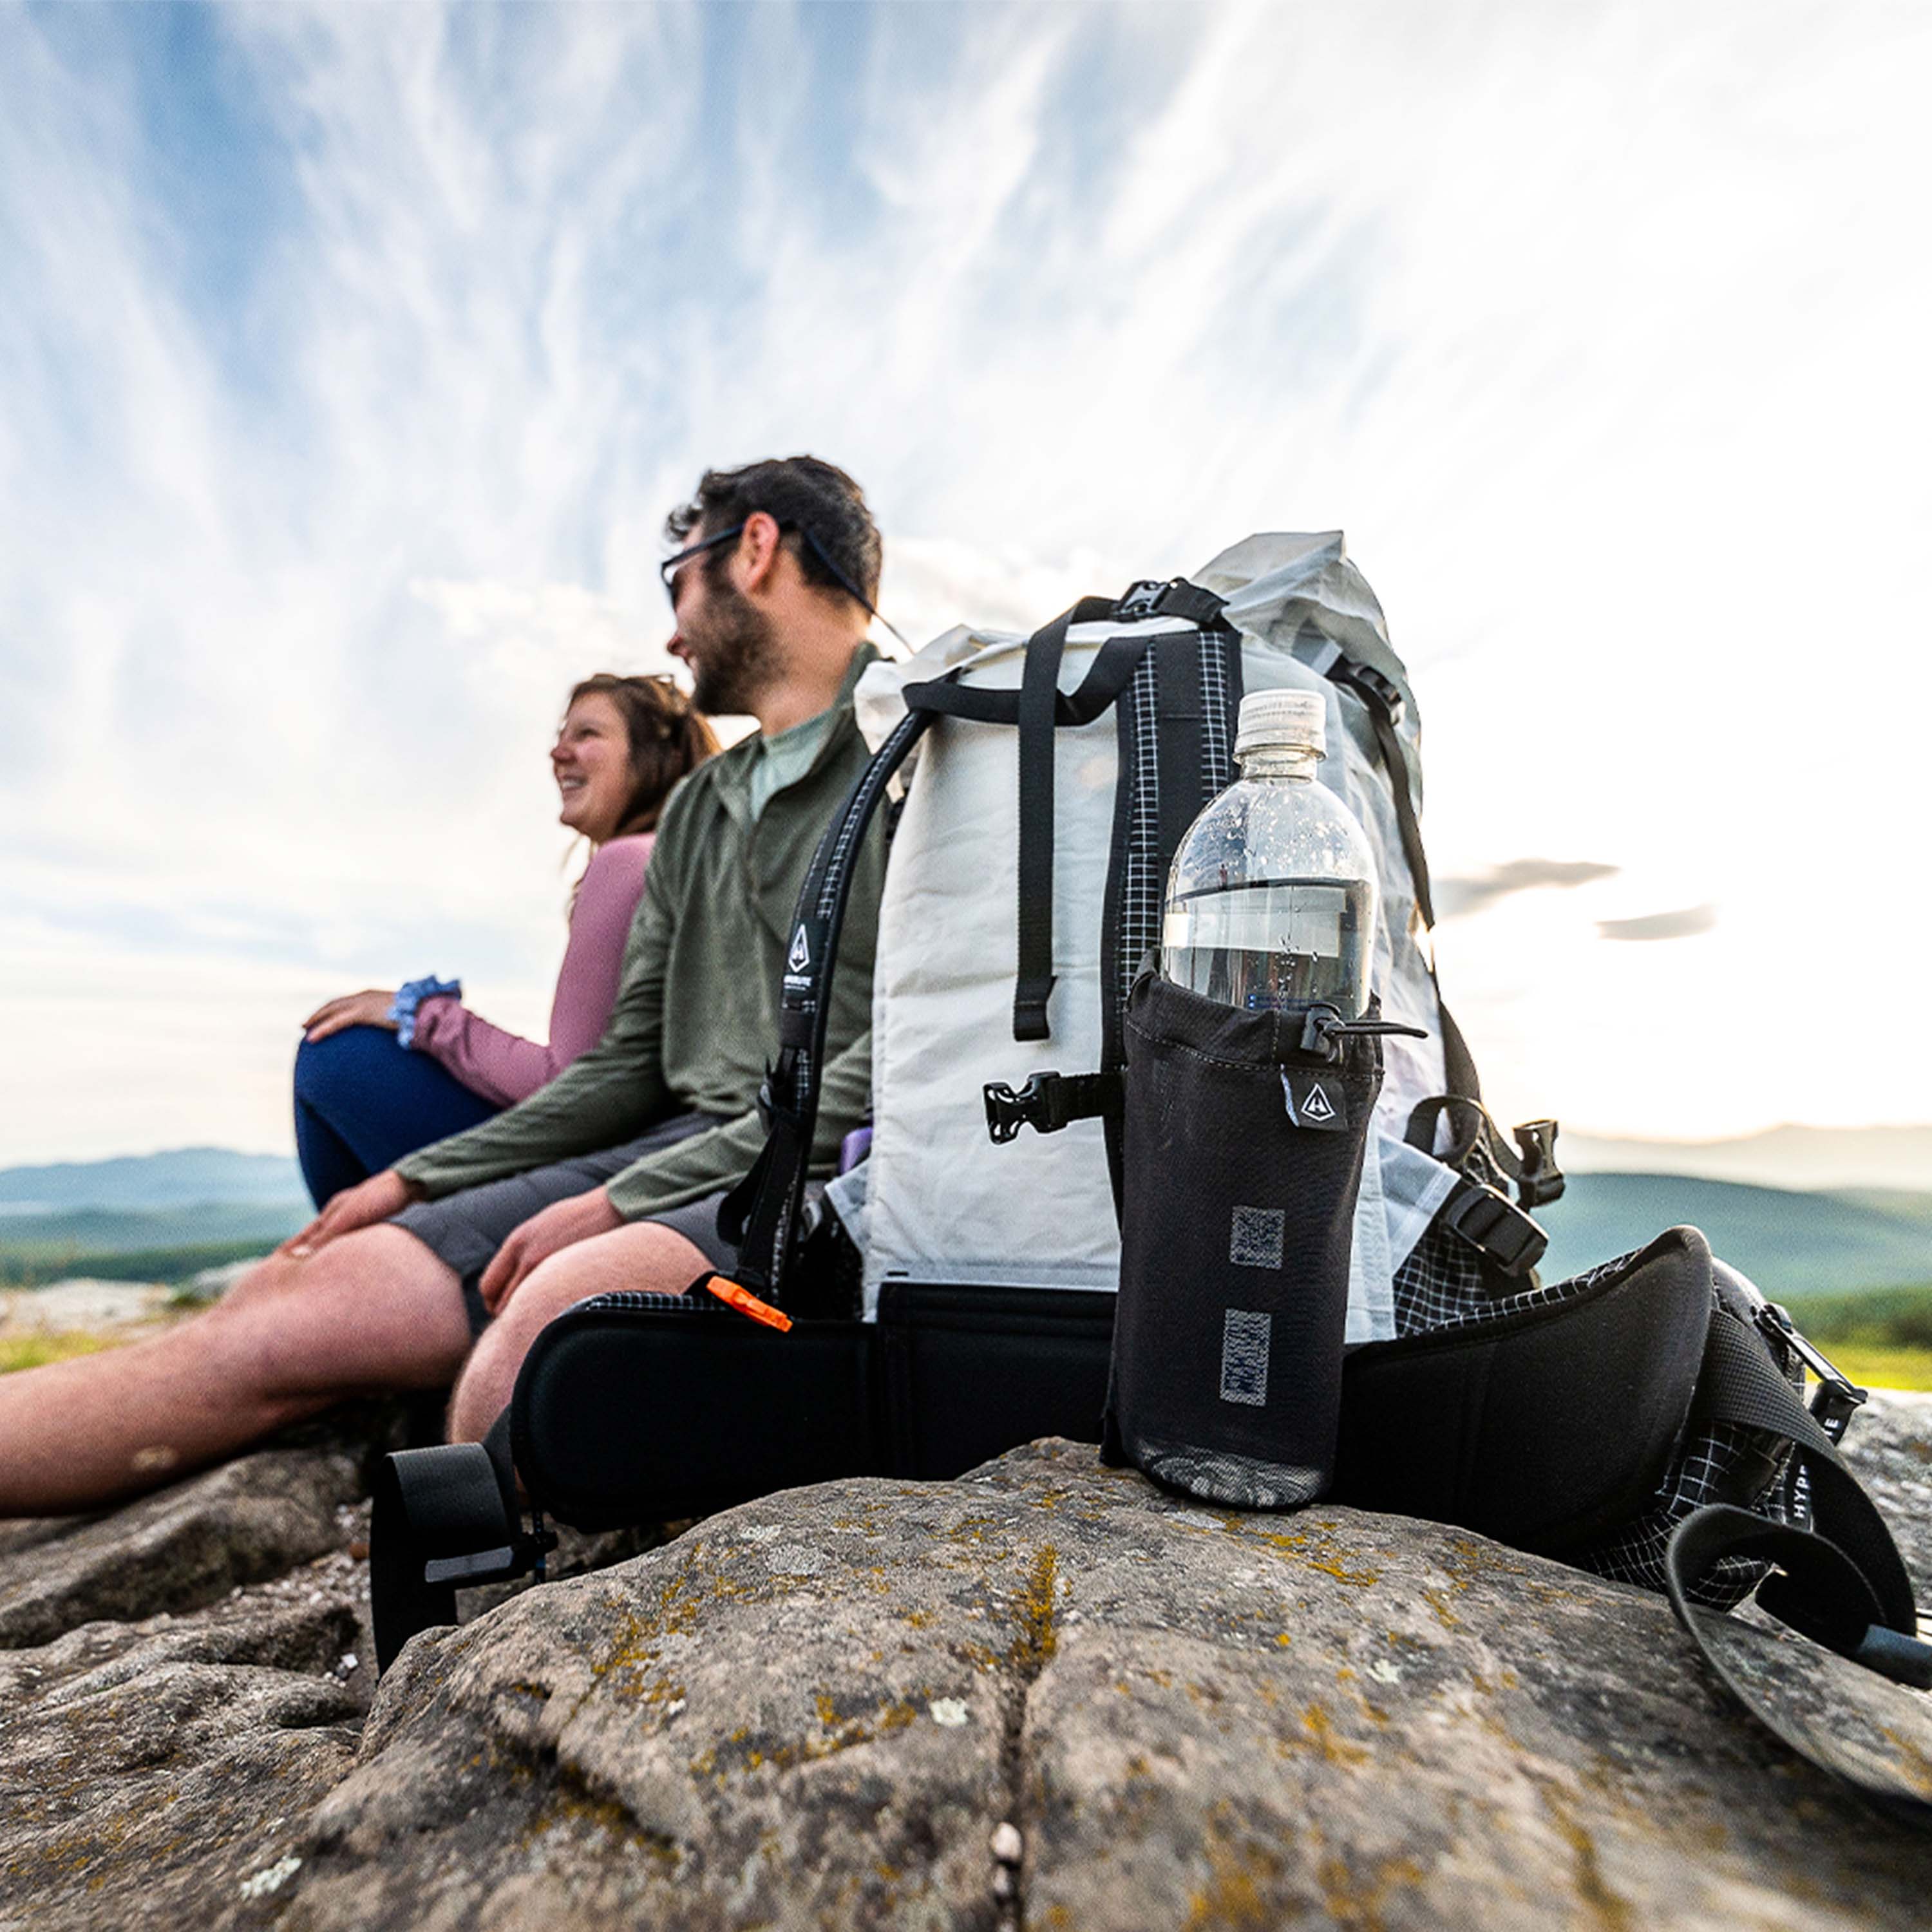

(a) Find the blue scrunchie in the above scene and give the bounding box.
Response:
[389,974,462,1050]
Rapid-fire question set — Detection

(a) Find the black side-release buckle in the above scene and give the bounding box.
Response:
[1438,1177,1549,1276]
[1510,1118,1566,1208]
[1757,1303,1869,1443]
[983,1070,1124,1144]
[1115,579,1168,620]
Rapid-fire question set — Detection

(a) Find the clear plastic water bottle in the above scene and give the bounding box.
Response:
[1161,688,1378,1016]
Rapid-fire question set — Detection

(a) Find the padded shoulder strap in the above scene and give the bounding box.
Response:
[719,706,932,1298]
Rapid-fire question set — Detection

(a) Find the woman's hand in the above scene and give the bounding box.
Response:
[279,1170,419,1259]
[302,989,399,1042]
[478,1188,624,1314]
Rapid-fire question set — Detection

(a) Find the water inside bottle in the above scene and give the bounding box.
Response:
[1160,874,1374,1014]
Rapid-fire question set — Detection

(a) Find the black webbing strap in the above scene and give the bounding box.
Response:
[719,706,933,1299]
[1690,1311,1919,1638]
[1155,636,1207,871]
[1320,652,1435,933]
[1404,1096,1563,1209]
[1437,1001,1481,1103]
[902,596,1139,1045]
[902,627,1146,728]
[1014,605,1078,1041]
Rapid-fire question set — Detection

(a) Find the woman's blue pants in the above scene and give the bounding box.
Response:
[292,1027,500,1208]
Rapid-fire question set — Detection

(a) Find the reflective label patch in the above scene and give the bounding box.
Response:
[1282,1069,1347,1131]
[1229,1205,1285,1269]
[1220,1309,1272,1406]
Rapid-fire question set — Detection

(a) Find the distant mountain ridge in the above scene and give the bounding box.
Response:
[1540,1173,1932,1299]
[3,1142,1928,1304]
[1562,1124,1932,1194]
[0,1147,305,1213]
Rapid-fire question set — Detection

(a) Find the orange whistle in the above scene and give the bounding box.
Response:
[705,1276,793,1333]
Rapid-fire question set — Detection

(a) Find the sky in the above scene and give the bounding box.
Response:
[1,0,1929,1167]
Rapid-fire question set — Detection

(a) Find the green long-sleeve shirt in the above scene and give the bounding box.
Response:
[395,644,886,1221]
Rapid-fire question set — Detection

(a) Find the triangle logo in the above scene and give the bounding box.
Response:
[1300,1082,1336,1124]
[788,924,811,973]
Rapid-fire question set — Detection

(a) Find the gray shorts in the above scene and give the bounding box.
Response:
[390,1110,737,1338]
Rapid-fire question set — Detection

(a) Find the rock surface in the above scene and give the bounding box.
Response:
[0,1395,1927,1929]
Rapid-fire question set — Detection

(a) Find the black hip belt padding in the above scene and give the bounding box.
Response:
[509,1282,1117,1533]
[1107,972,1385,1510]
[1334,1226,1714,1551]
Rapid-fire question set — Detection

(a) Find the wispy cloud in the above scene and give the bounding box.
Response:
[1438,859,1622,920]
[1596,905,1719,943]
[1,0,1928,1155]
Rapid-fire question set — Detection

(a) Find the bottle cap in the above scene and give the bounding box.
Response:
[1235,688,1327,760]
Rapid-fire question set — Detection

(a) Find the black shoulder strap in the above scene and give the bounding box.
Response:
[1663,1312,1932,1821]
[718,706,931,1298]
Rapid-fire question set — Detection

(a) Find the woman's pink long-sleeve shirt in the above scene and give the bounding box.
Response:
[408,834,653,1110]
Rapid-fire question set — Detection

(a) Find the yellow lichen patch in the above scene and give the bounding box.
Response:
[1184,1832,1283,1929]
[1419,1587,1462,1631]
[1298,1703,1369,1766]
[1316,1852,1425,1931]
[524,1771,678,1870]
[1539,1785,1636,1932]
[1007,1544,1060,1676]
[1306,1556,1379,1587]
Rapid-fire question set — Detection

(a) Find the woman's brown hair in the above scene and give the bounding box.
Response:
[567,672,719,838]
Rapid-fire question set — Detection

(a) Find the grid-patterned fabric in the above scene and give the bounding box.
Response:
[1107,627,1239,1042]
[1112,647,1165,1031]
[1388,1235,1814,1609]
[1197,634,1233,781]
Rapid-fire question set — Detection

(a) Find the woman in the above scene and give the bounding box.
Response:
[292,674,717,1207]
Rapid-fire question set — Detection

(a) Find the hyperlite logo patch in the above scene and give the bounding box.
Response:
[1282,1069,1345,1130]
[1220,1309,1272,1406]
[788,924,811,973]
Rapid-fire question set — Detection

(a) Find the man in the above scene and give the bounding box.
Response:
[0,457,889,1515]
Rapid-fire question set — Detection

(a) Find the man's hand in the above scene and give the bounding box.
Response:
[479,1188,624,1314]
[302,989,399,1043]
[279,1170,418,1259]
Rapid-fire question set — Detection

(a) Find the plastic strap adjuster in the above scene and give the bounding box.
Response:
[1438,1177,1548,1275]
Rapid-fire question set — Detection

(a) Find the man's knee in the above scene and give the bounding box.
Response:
[215,1227,468,1401]
[447,1223,702,1443]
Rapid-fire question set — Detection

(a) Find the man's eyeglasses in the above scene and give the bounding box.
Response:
[658,524,750,611]
[658,516,903,645]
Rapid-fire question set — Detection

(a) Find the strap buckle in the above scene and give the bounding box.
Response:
[1331,658,1405,723]
[983,1070,1122,1144]
[984,1072,1074,1144]
[1437,1177,1549,1276]
[1510,1118,1566,1208]
[1115,579,1168,620]
[1756,1303,1868,1443]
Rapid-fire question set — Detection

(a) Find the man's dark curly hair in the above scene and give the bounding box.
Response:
[665,456,882,612]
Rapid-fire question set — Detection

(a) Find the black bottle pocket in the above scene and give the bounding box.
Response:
[1105,971,1384,1508]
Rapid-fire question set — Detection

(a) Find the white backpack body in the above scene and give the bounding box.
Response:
[847,534,1457,1340]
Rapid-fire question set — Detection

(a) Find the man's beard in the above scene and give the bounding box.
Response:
[685,578,779,717]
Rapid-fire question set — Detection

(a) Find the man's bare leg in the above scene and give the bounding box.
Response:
[0,1226,473,1515]
[447,1222,706,1445]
